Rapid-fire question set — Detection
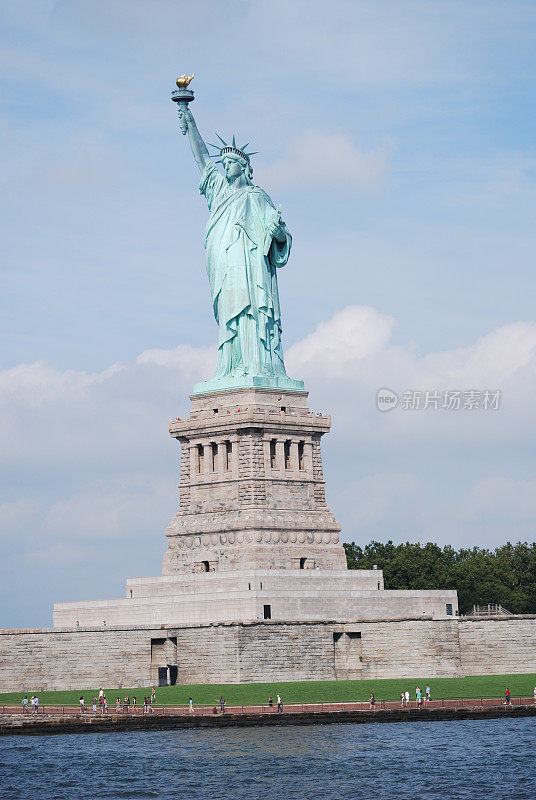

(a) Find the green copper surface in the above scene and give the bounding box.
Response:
[174,95,304,395]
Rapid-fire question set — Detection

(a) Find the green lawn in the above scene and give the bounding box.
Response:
[1,674,535,708]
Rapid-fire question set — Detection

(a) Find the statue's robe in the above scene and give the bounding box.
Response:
[199,160,291,379]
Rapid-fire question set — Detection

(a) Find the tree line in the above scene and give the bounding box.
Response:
[343,540,536,615]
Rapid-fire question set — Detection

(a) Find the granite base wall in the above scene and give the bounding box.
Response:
[0,616,535,693]
[459,617,536,675]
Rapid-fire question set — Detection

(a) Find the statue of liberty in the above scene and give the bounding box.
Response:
[175,93,303,394]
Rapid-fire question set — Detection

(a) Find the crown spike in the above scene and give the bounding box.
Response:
[232,134,236,147]
[215,133,228,147]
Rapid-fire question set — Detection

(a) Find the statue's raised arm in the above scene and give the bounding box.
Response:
[177,107,210,172]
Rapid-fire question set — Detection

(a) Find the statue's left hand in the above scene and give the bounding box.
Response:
[268,220,286,243]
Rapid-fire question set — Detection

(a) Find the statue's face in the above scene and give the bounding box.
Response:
[222,155,244,181]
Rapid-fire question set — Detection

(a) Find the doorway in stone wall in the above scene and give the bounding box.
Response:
[333,630,363,679]
[157,666,168,686]
[151,636,177,686]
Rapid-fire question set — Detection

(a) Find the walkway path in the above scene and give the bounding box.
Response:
[1,697,535,735]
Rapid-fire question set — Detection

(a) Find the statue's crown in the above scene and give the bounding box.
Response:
[208,134,258,164]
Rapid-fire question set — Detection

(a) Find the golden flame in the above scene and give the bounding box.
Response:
[176,73,195,88]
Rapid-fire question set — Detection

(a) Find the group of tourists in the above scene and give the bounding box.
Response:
[206,693,283,714]
[21,696,39,713]
[400,685,431,706]
[77,686,157,714]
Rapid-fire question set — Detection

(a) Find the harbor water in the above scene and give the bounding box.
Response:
[1,717,534,799]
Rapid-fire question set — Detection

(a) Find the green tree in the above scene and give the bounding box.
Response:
[343,539,536,614]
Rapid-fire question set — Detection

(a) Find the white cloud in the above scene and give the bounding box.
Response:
[288,305,536,397]
[259,131,393,191]
[137,343,214,373]
[287,306,396,378]
[419,322,536,388]
[0,361,124,406]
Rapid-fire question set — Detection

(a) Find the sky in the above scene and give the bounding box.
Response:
[1,0,535,627]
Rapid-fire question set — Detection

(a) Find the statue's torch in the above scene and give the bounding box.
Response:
[172,74,195,135]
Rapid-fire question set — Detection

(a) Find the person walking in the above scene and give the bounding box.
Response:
[189,697,194,714]
[404,690,410,707]
[92,697,97,713]
[369,693,375,709]
[220,696,226,715]
[22,696,29,713]
[79,695,85,713]
[268,695,273,708]
[425,685,431,704]
[533,686,536,704]
[504,688,511,705]
[33,696,39,714]
[277,694,283,713]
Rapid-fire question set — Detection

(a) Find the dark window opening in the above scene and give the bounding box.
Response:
[211,442,217,471]
[300,557,307,569]
[248,583,251,590]
[298,440,305,470]
[201,560,209,572]
[225,440,232,470]
[284,439,291,469]
[263,604,271,619]
[213,408,218,414]
[270,439,277,469]
[333,632,343,642]
[260,582,263,590]
[281,406,286,412]
[446,603,453,616]
[197,444,204,473]
[347,632,361,639]
[158,667,168,686]
[168,664,178,685]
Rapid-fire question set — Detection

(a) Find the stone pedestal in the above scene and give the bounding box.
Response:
[162,388,347,574]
